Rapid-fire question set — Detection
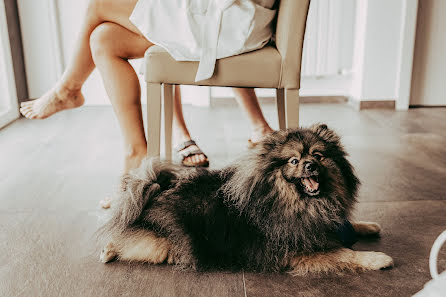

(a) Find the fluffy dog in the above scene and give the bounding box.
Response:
[99,124,393,274]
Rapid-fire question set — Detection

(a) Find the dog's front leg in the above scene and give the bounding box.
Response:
[287,248,393,276]
[100,229,170,264]
[351,221,381,236]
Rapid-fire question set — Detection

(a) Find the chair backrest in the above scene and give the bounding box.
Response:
[275,0,310,89]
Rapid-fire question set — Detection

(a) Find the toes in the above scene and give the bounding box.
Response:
[183,156,191,166]
[20,105,31,111]
[29,112,38,119]
[20,101,34,107]
[99,197,112,209]
[99,200,111,209]
[22,110,33,118]
[27,112,37,119]
[20,106,32,115]
[20,106,37,119]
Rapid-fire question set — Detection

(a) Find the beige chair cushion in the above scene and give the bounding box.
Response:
[144,45,282,88]
[275,0,310,89]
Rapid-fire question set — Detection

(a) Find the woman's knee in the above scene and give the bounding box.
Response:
[90,22,118,60]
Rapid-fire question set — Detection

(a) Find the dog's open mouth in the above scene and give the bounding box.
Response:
[301,175,320,196]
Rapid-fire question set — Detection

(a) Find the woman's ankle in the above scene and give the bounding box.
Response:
[124,145,147,173]
[173,129,192,147]
[251,124,274,143]
[56,81,82,96]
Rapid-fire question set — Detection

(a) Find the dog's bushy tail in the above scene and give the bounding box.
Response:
[99,158,179,238]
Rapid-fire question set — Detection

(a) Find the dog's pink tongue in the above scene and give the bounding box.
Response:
[303,177,319,191]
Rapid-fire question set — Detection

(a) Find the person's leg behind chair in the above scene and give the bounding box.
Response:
[232,88,274,148]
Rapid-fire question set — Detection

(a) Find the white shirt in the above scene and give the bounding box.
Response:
[130,0,277,81]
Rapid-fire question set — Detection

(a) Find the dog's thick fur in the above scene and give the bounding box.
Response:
[99,124,393,274]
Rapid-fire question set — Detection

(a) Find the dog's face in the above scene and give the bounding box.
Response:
[224,124,359,250]
[280,137,326,197]
[259,124,358,200]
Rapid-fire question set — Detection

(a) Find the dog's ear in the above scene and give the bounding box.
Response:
[309,123,340,144]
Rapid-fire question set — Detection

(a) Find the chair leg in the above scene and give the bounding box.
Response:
[146,83,162,158]
[163,84,174,161]
[285,88,300,129]
[276,89,286,130]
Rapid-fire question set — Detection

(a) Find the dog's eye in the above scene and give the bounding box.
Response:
[313,152,324,161]
[289,157,299,165]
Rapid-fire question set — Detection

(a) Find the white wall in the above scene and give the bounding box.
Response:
[410,0,446,106]
[350,0,418,110]
[351,0,403,101]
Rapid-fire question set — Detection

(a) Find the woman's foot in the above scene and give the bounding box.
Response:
[100,147,146,209]
[99,197,113,209]
[20,84,85,119]
[248,125,274,148]
[176,139,209,167]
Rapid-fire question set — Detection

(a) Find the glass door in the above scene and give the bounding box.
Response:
[0,0,19,129]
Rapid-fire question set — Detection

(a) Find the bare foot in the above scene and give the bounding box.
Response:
[248,125,274,148]
[100,150,146,209]
[180,144,208,166]
[99,196,112,209]
[123,151,146,173]
[20,85,85,119]
[176,139,208,167]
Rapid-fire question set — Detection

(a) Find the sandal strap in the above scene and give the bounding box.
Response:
[178,148,207,159]
[175,140,197,152]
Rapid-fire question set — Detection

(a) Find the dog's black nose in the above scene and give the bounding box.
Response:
[305,162,316,172]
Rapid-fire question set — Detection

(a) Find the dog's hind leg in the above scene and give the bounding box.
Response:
[287,248,393,276]
[100,229,170,264]
[351,221,381,236]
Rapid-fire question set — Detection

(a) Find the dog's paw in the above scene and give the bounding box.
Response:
[356,251,394,270]
[100,242,118,263]
[353,221,381,236]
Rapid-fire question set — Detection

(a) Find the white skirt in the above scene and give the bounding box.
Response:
[130,0,277,81]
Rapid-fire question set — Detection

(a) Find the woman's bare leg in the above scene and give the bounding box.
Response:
[89,22,148,210]
[173,86,207,165]
[20,0,141,119]
[89,22,150,173]
[89,23,207,207]
[232,88,273,143]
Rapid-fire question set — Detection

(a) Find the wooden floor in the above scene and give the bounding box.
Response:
[1,103,445,297]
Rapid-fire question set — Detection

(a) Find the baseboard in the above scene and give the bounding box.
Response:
[409,105,446,108]
[348,99,396,110]
[210,96,348,108]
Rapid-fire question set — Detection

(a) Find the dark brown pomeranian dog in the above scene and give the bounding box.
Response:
[99,124,393,275]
